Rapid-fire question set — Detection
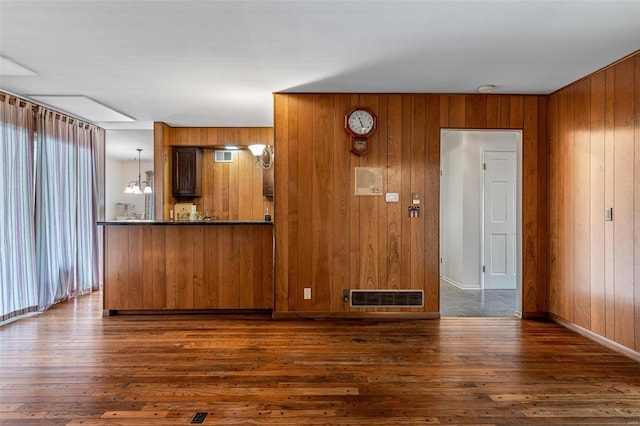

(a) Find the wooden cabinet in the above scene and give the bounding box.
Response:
[263,166,274,198]
[103,223,274,313]
[172,146,202,197]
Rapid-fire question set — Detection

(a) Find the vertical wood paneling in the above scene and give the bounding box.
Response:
[274,91,549,316]
[635,54,640,353]
[465,96,487,128]
[536,96,550,314]
[486,96,499,128]
[424,95,441,312]
[202,227,219,308]
[604,67,616,340]
[522,96,539,313]
[549,93,560,314]
[509,96,524,129]
[498,96,511,129]
[359,94,380,295]
[410,96,426,299]
[104,224,272,311]
[386,95,402,293]
[155,124,273,221]
[311,95,333,311]
[149,226,166,309]
[297,96,313,311]
[448,95,465,128]
[400,96,413,291]
[192,226,204,309]
[332,95,352,312]
[376,95,389,306]
[104,226,130,310]
[561,86,575,320]
[589,71,606,336]
[573,78,592,328]
[239,226,254,309]
[613,59,635,349]
[128,226,144,308]
[549,51,639,354]
[285,95,299,312]
[273,95,289,312]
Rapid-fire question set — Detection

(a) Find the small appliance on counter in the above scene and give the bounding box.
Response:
[174,203,200,221]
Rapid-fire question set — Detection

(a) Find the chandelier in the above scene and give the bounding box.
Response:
[124,148,152,194]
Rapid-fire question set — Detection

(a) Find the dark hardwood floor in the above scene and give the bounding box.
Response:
[1,292,640,425]
[440,280,517,317]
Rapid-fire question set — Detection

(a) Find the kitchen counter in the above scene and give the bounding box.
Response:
[99,220,272,226]
[101,221,274,315]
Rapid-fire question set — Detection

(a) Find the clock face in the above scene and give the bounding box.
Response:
[347,109,375,135]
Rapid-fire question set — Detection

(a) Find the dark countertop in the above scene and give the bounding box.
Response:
[98,220,272,226]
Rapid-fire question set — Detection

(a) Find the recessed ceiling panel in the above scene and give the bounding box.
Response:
[28,95,134,122]
[0,56,36,76]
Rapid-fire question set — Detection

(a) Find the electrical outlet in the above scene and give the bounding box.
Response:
[342,289,349,303]
[303,288,312,300]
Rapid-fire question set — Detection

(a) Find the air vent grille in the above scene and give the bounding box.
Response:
[350,290,423,307]
[214,150,233,162]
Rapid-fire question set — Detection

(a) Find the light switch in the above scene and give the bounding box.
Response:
[303,288,312,300]
[605,208,613,221]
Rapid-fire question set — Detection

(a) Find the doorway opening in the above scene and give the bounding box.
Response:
[439,130,522,317]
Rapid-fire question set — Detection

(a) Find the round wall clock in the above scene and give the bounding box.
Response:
[345,107,377,156]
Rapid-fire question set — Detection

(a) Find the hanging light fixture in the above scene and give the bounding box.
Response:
[124,148,153,194]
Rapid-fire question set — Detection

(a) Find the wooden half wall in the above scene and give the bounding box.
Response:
[274,93,549,317]
[154,124,274,221]
[549,51,640,354]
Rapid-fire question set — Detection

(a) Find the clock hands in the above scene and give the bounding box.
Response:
[357,115,366,133]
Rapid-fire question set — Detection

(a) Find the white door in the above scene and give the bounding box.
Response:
[483,151,517,290]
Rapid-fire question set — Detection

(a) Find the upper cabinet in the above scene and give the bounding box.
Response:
[172,146,202,197]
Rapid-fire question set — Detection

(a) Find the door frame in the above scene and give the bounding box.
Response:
[439,129,523,317]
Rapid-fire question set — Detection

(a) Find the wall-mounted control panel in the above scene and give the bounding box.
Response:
[385,192,399,203]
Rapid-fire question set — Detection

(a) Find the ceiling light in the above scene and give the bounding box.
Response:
[28,95,134,122]
[477,85,496,94]
[124,149,153,195]
[0,56,36,76]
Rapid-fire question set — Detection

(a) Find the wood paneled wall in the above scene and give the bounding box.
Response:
[153,124,273,220]
[274,93,548,317]
[104,224,274,311]
[549,51,640,353]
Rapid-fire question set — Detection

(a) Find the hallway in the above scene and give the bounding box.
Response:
[440,280,517,317]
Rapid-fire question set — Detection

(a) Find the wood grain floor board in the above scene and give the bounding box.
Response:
[1,292,640,425]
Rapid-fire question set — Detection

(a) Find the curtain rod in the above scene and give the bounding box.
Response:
[0,89,101,130]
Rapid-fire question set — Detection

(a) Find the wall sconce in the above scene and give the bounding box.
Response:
[124,148,153,194]
[248,144,274,169]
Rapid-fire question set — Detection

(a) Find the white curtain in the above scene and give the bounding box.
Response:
[0,97,38,322]
[35,109,103,309]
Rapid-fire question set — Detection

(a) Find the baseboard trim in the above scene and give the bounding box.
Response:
[521,312,548,320]
[550,313,640,363]
[440,275,480,290]
[273,311,440,320]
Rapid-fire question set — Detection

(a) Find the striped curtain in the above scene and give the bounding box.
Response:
[0,97,38,322]
[35,109,104,309]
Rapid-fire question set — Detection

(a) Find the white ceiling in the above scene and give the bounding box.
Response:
[1,0,639,158]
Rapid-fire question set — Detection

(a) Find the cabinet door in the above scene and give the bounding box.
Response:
[172,147,202,197]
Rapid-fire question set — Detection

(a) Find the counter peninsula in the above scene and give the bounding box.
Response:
[99,221,273,315]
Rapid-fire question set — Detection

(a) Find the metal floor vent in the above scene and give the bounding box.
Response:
[191,412,208,424]
[350,290,424,307]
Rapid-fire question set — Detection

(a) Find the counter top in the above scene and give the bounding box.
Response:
[98,220,272,226]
